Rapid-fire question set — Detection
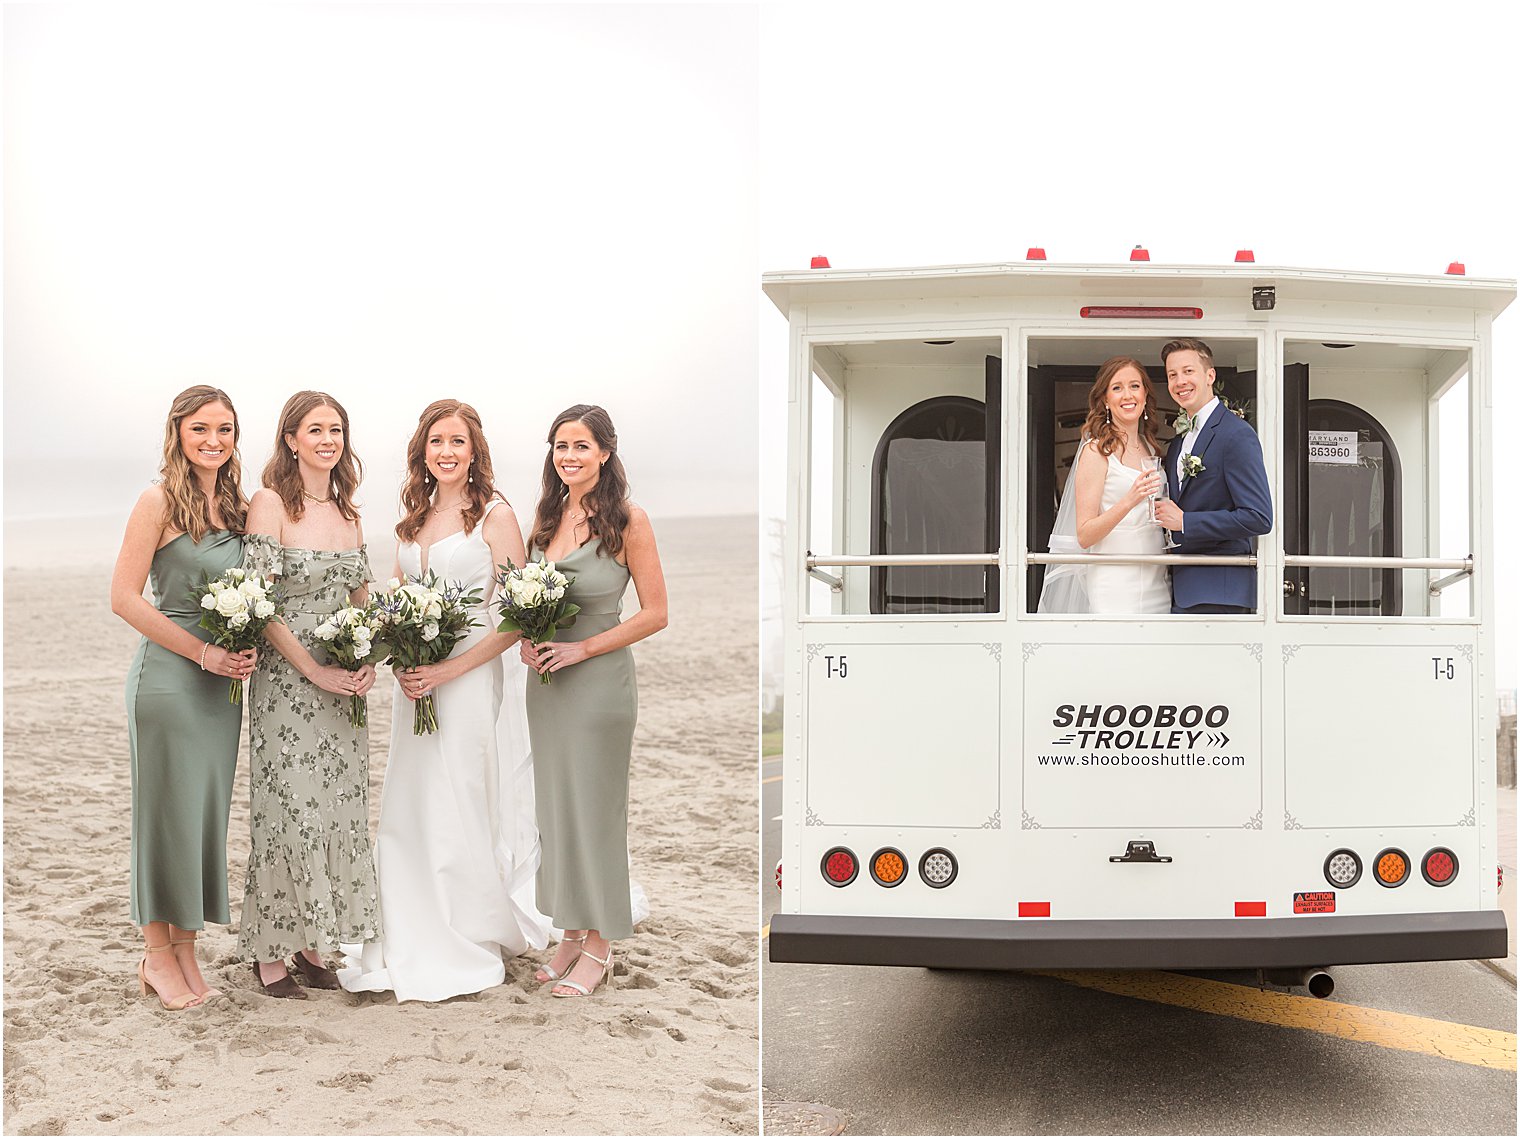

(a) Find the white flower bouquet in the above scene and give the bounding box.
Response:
[193,568,282,704]
[370,571,482,734]
[312,606,385,728]
[494,557,580,686]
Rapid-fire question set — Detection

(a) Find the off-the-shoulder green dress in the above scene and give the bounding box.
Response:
[236,534,380,962]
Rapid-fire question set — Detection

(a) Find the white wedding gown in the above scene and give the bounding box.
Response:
[1086,445,1171,614]
[338,500,554,1002]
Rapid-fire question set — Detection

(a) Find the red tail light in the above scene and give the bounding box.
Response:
[821,847,857,886]
[1421,848,1458,886]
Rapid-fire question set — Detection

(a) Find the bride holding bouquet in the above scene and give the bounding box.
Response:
[339,399,552,1002]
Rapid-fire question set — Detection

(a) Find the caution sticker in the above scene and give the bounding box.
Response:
[1293,891,1336,914]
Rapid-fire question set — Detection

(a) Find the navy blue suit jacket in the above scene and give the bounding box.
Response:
[1165,406,1273,610]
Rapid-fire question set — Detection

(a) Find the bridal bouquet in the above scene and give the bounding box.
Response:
[371,571,482,734]
[312,605,385,728]
[193,568,282,704]
[494,558,579,686]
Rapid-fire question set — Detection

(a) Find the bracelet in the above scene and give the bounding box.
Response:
[199,643,211,671]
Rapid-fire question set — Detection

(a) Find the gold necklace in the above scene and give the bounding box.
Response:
[433,499,466,515]
[302,489,332,505]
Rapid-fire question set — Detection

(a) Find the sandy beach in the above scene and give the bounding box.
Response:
[2,514,759,1136]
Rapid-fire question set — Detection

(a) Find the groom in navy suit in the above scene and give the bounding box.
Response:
[1154,338,1272,613]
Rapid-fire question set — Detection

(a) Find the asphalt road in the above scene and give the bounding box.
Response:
[761,762,1518,1136]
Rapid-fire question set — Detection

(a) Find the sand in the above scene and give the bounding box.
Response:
[2,514,759,1136]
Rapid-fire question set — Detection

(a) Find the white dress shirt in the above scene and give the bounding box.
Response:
[1177,396,1220,483]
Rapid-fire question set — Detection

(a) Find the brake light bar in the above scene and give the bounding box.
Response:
[1080,306,1204,319]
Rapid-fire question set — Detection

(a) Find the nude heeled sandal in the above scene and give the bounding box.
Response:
[535,933,587,984]
[170,936,225,1001]
[139,944,202,1010]
[551,945,613,998]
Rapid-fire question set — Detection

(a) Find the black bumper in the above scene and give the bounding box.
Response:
[768,910,1509,970]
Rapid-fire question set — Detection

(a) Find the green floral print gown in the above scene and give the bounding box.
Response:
[236,534,380,962]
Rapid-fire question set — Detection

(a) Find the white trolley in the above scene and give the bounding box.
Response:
[766,258,1512,987]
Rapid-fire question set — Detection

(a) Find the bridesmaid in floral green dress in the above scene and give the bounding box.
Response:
[111,386,258,1011]
[238,391,380,999]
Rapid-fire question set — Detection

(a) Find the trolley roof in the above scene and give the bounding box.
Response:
[761,261,1516,316]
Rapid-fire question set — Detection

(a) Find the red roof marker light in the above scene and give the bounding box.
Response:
[1026,247,1047,260]
[1081,306,1203,319]
[810,255,830,269]
[1446,261,1465,276]
[1235,249,1255,262]
[1130,245,1150,261]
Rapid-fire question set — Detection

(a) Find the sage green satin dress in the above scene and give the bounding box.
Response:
[526,538,638,940]
[126,529,244,929]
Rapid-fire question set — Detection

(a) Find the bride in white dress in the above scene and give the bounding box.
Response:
[339,401,552,1002]
[1038,357,1171,615]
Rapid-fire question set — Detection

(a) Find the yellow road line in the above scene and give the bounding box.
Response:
[1032,969,1516,1072]
[763,774,782,785]
[761,923,770,940]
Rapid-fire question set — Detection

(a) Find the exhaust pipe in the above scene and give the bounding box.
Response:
[1261,967,1335,997]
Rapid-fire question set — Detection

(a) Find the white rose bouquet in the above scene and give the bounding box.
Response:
[312,605,385,728]
[192,568,282,704]
[370,571,482,734]
[494,558,580,686]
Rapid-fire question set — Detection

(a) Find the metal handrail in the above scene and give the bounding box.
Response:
[1029,552,1255,567]
[1283,554,1472,571]
[1428,568,1473,596]
[807,566,844,592]
[808,552,1475,573]
[806,553,998,568]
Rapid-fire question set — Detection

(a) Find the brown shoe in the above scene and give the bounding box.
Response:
[252,963,308,1000]
[289,953,341,990]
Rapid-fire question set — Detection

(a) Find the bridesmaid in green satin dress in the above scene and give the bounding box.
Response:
[110,386,258,1011]
[520,404,668,998]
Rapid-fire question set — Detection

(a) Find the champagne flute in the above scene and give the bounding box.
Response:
[1145,456,1179,549]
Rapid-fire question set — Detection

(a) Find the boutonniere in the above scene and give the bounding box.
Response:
[1181,454,1206,482]
[1173,409,1196,435]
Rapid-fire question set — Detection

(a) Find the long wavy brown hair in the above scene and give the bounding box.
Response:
[260,391,362,522]
[529,404,631,561]
[1081,356,1163,459]
[395,400,500,542]
[158,385,248,542]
